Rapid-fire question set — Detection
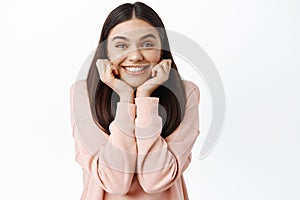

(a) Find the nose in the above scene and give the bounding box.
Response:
[127,48,143,62]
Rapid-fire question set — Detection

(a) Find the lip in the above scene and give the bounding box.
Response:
[122,64,151,75]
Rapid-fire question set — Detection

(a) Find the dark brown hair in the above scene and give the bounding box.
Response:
[86,2,186,138]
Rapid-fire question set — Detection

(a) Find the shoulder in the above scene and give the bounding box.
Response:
[70,79,87,94]
[182,80,200,100]
[70,79,92,123]
[69,79,107,157]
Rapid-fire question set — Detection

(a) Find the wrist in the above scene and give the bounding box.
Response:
[136,89,151,97]
[120,92,134,104]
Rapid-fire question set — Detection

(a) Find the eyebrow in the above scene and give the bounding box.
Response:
[112,33,157,41]
[140,34,157,40]
[112,36,129,41]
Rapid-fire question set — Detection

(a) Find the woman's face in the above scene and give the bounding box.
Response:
[106,18,162,88]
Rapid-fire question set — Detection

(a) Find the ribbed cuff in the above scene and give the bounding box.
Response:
[134,97,159,119]
[115,102,136,122]
[113,102,136,137]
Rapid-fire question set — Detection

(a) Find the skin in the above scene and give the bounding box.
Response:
[96,18,172,104]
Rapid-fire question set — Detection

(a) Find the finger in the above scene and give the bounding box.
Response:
[165,59,172,67]
[106,63,117,78]
[163,62,171,73]
[109,64,119,76]
[155,64,165,75]
[162,61,171,75]
[158,62,171,82]
[96,59,108,66]
[160,63,167,73]
[151,64,160,77]
[96,60,105,76]
[157,60,166,73]
[152,69,156,77]
[97,60,112,81]
[151,64,163,77]
[97,59,108,68]
[96,59,101,66]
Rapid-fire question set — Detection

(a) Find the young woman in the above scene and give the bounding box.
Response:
[70,2,200,199]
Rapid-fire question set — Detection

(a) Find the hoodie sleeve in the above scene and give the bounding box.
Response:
[70,80,137,195]
[134,81,200,194]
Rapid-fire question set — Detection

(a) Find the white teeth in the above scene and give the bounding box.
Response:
[125,66,146,72]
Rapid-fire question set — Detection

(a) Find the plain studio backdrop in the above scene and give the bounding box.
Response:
[1,0,299,199]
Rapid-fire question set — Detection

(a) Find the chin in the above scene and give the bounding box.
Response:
[127,82,143,89]
[124,79,148,89]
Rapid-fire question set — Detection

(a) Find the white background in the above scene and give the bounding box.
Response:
[1,0,299,199]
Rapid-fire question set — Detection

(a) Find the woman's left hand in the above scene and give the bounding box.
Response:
[136,59,172,97]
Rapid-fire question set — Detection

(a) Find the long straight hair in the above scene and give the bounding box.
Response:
[86,2,186,138]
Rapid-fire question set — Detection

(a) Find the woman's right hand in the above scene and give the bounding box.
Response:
[96,59,134,103]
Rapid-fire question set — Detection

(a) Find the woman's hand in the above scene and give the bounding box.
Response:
[96,59,134,103]
[136,59,172,97]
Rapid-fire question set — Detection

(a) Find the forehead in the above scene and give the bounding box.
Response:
[108,19,160,40]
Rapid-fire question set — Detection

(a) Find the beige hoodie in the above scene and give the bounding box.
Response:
[69,79,200,200]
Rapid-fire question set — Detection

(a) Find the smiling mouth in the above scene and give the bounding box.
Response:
[122,64,151,74]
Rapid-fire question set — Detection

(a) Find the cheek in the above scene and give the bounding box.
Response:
[107,48,162,66]
[143,49,161,64]
[107,48,127,66]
